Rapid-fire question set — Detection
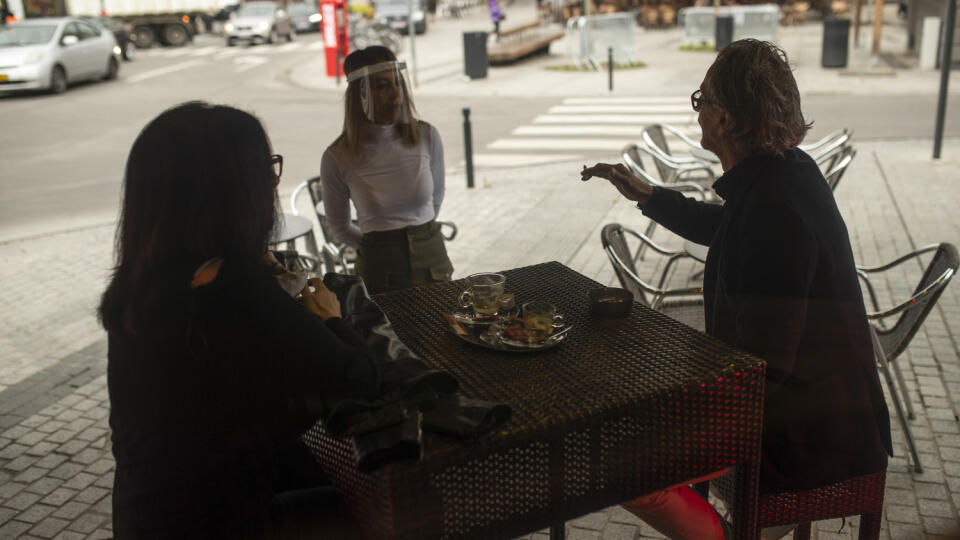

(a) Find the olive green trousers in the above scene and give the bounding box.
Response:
[355,220,454,295]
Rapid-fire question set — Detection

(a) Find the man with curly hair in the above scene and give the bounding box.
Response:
[582,39,892,539]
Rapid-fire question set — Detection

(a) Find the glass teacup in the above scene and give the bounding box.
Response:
[459,273,506,316]
[521,301,564,343]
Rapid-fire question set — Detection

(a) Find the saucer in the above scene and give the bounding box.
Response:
[451,307,519,325]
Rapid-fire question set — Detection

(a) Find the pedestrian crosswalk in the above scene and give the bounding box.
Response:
[139,39,326,60]
[473,96,702,169]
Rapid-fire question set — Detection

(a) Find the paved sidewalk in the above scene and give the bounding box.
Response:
[2,137,959,539]
[3,3,960,538]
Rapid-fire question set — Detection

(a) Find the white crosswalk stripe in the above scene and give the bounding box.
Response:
[131,39,321,77]
[474,96,706,169]
[189,46,220,57]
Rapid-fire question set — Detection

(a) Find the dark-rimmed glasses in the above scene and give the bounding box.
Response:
[271,154,283,178]
[690,89,715,112]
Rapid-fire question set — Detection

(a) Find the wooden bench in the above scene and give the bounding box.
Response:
[487,20,565,64]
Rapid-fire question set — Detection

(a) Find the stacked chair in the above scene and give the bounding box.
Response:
[639,123,718,187]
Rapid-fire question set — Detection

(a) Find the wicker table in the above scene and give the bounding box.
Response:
[304,261,765,540]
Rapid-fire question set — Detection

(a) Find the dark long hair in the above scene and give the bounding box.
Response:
[99,101,279,335]
[706,39,812,155]
[335,46,420,161]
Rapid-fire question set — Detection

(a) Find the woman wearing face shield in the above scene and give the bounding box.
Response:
[321,46,453,295]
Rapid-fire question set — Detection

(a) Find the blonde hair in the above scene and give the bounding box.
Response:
[336,46,420,162]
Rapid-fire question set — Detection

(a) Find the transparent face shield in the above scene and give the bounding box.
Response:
[347,61,417,125]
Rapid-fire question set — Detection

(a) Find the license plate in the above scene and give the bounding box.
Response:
[390,21,406,29]
[0,74,7,82]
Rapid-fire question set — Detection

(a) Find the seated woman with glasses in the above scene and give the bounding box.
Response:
[100,102,382,539]
[582,40,891,539]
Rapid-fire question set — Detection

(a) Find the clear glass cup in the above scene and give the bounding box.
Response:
[459,273,506,316]
[521,301,564,343]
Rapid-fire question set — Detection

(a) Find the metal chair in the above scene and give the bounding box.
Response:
[291,176,459,276]
[823,145,856,191]
[856,242,958,473]
[638,132,718,187]
[621,143,711,200]
[641,123,720,165]
[601,223,705,330]
[798,128,850,158]
[290,177,356,275]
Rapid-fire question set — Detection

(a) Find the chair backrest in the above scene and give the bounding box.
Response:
[303,176,337,244]
[622,144,667,187]
[640,125,676,183]
[877,243,959,360]
[600,223,651,305]
[823,146,855,191]
[643,124,671,157]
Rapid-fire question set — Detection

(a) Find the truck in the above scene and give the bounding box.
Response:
[10,0,223,48]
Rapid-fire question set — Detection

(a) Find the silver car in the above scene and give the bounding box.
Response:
[225,2,295,46]
[0,18,121,94]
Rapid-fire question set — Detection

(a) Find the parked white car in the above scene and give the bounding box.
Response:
[0,17,121,95]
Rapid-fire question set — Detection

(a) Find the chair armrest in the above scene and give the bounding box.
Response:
[437,220,458,241]
[865,267,955,320]
[676,164,717,180]
[622,144,711,199]
[857,244,952,322]
[290,181,309,216]
[605,246,703,298]
[798,128,850,153]
[661,124,704,150]
[642,133,716,168]
[620,226,685,259]
[856,244,940,273]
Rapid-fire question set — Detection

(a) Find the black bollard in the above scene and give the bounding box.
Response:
[608,47,613,92]
[463,108,475,188]
[934,0,957,158]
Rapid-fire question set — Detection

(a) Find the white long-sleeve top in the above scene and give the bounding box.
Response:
[320,122,445,249]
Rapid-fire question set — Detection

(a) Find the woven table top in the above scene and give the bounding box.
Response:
[305,261,766,540]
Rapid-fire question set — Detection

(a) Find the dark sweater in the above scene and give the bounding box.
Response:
[107,258,381,538]
[642,148,892,494]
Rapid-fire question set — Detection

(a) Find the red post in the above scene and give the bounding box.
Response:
[320,0,349,78]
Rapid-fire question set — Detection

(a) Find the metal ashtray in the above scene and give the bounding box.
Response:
[587,287,633,317]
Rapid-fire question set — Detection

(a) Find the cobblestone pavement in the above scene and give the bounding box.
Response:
[2,137,959,539]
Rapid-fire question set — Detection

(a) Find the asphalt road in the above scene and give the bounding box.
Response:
[1,31,958,243]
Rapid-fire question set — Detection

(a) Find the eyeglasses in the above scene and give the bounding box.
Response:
[690,89,716,112]
[270,154,283,178]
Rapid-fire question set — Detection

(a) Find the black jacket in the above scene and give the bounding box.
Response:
[642,148,892,494]
[107,258,382,538]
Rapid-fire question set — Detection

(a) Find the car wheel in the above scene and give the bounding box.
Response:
[162,23,189,47]
[287,27,296,41]
[132,25,156,48]
[122,40,135,60]
[49,65,67,94]
[103,56,119,80]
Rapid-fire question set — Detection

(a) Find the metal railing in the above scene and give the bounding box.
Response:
[678,4,779,46]
[565,13,638,70]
